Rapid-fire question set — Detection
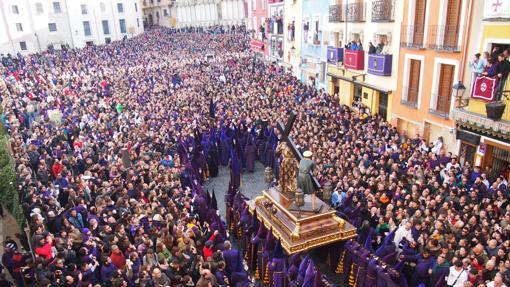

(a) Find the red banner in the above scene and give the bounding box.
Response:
[471,76,497,101]
[249,39,264,51]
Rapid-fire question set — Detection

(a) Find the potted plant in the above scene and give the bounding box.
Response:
[486,90,509,120]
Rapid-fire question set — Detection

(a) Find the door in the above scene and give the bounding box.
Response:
[413,0,427,45]
[379,92,388,120]
[436,64,455,114]
[444,0,461,49]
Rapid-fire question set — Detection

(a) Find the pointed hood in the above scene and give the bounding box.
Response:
[290,252,301,267]
[273,238,284,258]
[302,260,315,287]
[211,189,218,210]
[249,209,259,234]
[298,255,310,278]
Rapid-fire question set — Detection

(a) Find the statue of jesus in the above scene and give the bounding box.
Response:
[276,142,297,195]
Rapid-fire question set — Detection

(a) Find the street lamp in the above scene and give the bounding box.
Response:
[453,81,466,108]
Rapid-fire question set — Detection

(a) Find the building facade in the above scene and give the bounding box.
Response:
[246,0,268,58]
[0,0,144,55]
[298,0,329,89]
[452,0,510,179]
[266,0,284,63]
[325,0,403,122]
[174,0,246,27]
[142,0,175,27]
[282,0,302,77]
[391,0,473,153]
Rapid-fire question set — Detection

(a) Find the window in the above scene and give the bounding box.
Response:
[35,2,43,14]
[100,2,106,12]
[137,18,140,27]
[117,3,124,13]
[19,41,27,51]
[412,0,426,45]
[81,4,88,15]
[15,23,23,32]
[105,37,111,44]
[134,3,138,12]
[48,23,57,32]
[404,59,421,107]
[102,20,110,35]
[433,64,455,116]
[119,19,126,33]
[164,9,168,16]
[12,5,19,14]
[83,21,91,36]
[53,1,61,13]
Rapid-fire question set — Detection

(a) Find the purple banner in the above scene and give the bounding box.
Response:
[327,46,344,64]
[367,54,392,76]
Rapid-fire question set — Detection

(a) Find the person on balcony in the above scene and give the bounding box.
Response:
[469,53,485,78]
[368,42,376,54]
[482,59,499,78]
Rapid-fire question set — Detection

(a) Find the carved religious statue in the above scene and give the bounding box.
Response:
[275,142,297,194]
[297,151,316,195]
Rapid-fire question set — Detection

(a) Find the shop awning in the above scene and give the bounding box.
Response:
[328,74,392,94]
[250,39,265,51]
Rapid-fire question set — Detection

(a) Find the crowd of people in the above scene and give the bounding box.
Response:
[0,25,508,287]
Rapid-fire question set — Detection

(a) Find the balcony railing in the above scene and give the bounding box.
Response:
[371,0,395,22]
[347,2,366,22]
[428,25,462,52]
[329,4,345,23]
[401,86,419,108]
[452,109,510,135]
[400,25,425,49]
[430,93,452,118]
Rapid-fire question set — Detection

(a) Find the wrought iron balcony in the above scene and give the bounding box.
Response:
[371,0,395,22]
[329,4,345,23]
[429,93,452,119]
[347,2,366,22]
[401,86,419,108]
[400,25,425,49]
[428,25,462,52]
[452,109,510,136]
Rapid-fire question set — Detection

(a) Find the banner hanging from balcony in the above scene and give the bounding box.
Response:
[471,76,497,101]
[249,39,265,51]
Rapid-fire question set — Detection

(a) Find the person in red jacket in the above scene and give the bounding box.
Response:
[34,235,53,260]
[51,160,63,178]
[109,245,126,270]
[202,230,219,261]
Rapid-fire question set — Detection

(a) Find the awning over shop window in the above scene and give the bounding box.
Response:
[250,39,265,51]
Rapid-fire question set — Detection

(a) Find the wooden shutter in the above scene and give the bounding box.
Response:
[437,64,454,113]
[444,0,461,48]
[407,59,421,103]
[413,0,427,45]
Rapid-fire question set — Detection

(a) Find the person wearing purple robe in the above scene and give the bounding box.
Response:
[222,241,243,279]
[365,258,380,287]
[220,127,231,166]
[313,268,324,287]
[403,248,435,287]
[230,148,242,190]
[248,220,266,273]
[353,247,370,287]
[244,136,257,172]
[268,239,286,287]
[297,255,311,285]
[287,252,301,287]
[259,227,276,284]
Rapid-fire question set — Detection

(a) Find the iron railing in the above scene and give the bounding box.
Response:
[429,93,452,118]
[329,4,345,23]
[401,86,419,108]
[347,2,366,22]
[400,25,425,49]
[371,0,395,22]
[428,25,462,52]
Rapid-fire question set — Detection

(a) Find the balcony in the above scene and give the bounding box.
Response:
[452,109,510,138]
[428,25,462,52]
[367,54,392,76]
[344,49,364,70]
[329,4,345,23]
[429,93,452,119]
[347,2,366,22]
[327,46,344,64]
[400,25,425,49]
[401,86,419,108]
[371,0,395,22]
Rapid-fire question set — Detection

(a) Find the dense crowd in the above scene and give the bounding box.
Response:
[0,26,508,287]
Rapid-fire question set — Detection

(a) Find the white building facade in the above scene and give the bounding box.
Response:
[142,0,174,28]
[174,0,246,27]
[0,0,144,55]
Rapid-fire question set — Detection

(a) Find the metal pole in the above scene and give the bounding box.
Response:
[23,227,35,261]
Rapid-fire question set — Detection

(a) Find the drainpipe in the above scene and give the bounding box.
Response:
[459,0,473,84]
[63,0,75,48]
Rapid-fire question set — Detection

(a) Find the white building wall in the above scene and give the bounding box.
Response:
[0,0,144,55]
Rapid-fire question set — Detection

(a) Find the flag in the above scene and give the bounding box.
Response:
[471,76,497,101]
